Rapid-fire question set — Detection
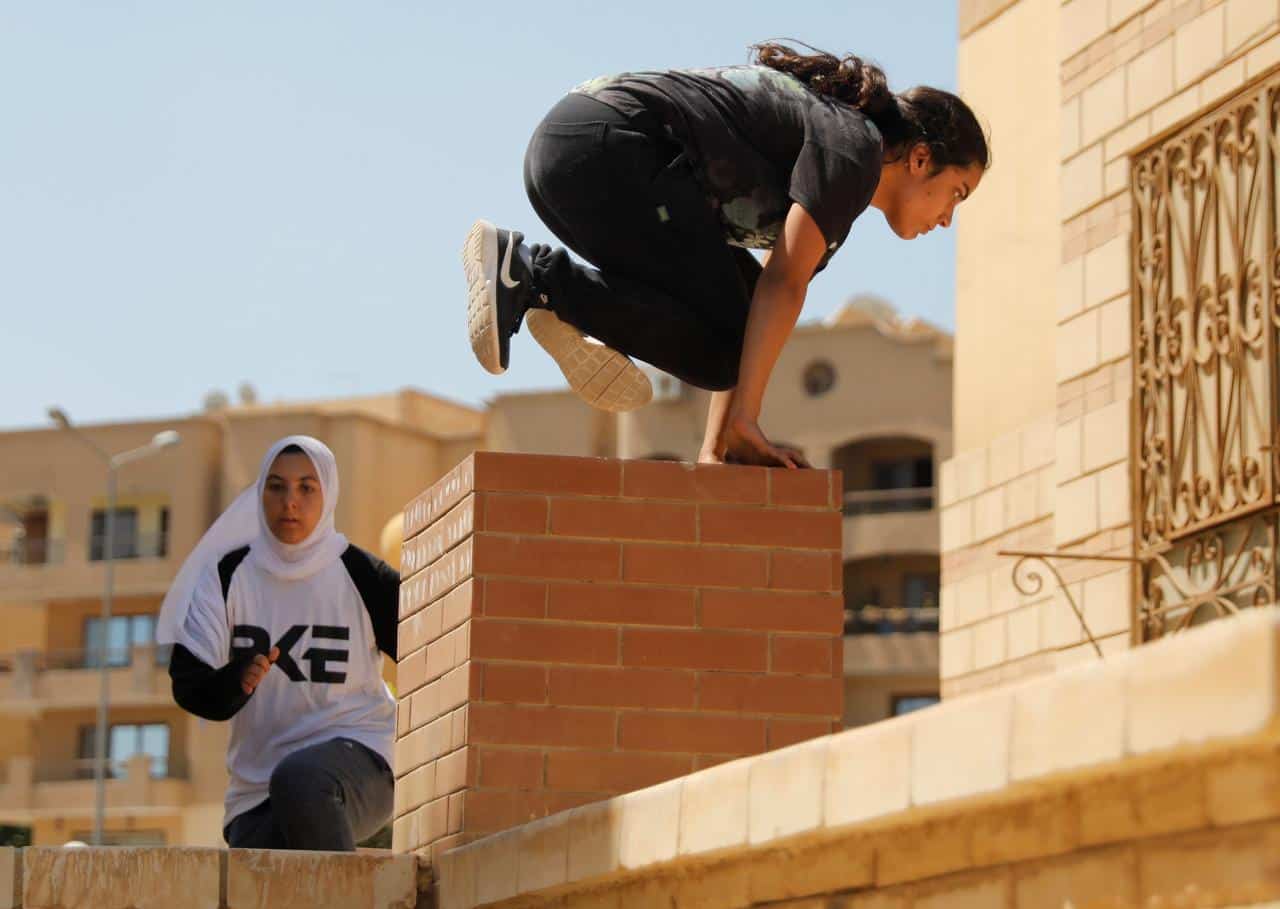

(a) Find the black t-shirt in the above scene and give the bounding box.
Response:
[576,65,884,265]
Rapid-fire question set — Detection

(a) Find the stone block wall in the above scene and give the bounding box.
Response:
[0,847,421,909]
[434,607,1280,909]
[939,412,1134,697]
[944,0,1280,695]
[391,453,845,861]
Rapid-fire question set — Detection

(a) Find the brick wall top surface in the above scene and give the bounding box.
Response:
[404,454,841,539]
[436,606,1280,908]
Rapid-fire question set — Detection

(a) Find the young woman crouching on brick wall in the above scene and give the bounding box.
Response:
[463,42,989,468]
[157,435,400,850]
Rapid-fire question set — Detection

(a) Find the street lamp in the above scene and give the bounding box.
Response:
[48,407,181,846]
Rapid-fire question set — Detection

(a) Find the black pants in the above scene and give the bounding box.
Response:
[523,93,760,390]
[223,737,393,851]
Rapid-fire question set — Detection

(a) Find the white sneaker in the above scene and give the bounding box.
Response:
[525,309,653,412]
[462,219,534,375]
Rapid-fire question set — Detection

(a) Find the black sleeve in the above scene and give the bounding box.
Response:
[341,545,400,658]
[169,644,255,722]
[789,103,882,258]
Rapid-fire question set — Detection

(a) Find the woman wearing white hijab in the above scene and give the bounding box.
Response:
[158,435,399,850]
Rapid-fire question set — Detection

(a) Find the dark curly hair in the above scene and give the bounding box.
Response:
[753,41,990,174]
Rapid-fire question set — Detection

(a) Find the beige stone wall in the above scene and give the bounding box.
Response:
[945,0,1280,694]
[955,0,1064,454]
[937,414,1120,695]
[433,608,1280,908]
[1055,0,1280,662]
[0,846,421,908]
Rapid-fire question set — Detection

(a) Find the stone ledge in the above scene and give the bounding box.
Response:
[437,607,1280,908]
[1,847,421,909]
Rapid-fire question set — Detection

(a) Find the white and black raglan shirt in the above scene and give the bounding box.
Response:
[574,65,885,270]
[168,543,398,829]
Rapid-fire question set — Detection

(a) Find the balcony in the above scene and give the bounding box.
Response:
[33,753,189,783]
[0,753,192,820]
[841,487,935,516]
[0,644,174,712]
[841,488,939,559]
[844,604,940,636]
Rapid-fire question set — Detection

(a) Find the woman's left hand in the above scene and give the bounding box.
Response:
[721,414,802,468]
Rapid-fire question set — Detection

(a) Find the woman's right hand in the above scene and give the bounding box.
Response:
[241,647,279,695]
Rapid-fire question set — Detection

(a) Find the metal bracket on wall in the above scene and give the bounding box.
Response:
[996,550,1142,659]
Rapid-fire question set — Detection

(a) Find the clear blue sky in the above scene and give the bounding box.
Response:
[1,1,962,430]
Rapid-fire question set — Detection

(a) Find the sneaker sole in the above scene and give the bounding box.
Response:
[525,309,653,412]
[462,219,504,375]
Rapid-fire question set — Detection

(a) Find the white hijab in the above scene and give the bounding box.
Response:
[156,435,349,646]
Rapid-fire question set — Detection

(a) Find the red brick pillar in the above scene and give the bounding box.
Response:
[390,453,844,861]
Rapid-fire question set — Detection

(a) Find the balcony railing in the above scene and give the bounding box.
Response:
[43,646,172,671]
[0,645,172,674]
[88,532,169,562]
[33,754,189,783]
[0,538,66,566]
[842,487,935,516]
[844,604,940,635]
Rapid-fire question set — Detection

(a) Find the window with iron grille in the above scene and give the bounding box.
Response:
[1131,75,1280,640]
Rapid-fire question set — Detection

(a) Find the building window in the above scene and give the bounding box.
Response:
[803,360,837,396]
[873,457,934,493]
[892,695,939,716]
[88,508,139,561]
[84,614,159,668]
[1131,73,1280,641]
[78,722,169,779]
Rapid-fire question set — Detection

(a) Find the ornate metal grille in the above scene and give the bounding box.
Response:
[1132,77,1280,640]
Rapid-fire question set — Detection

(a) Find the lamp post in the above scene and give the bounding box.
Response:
[48,408,180,846]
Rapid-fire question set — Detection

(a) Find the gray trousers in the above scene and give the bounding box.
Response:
[224,737,394,851]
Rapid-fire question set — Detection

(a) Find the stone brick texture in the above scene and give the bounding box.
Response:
[437,741,1280,909]
[433,608,1280,906]
[393,453,845,860]
[1,847,420,909]
[942,0,1280,700]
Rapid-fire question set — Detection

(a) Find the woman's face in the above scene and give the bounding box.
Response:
[885,144,984,240]
[262,451,324,544]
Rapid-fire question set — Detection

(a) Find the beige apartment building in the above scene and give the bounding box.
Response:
[942,0,1280,689]
[0,390,484,847]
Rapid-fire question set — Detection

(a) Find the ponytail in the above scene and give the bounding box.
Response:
[753,41,990,173]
